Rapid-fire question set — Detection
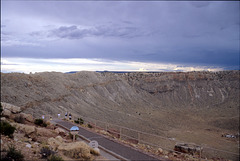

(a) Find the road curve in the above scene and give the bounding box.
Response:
[53,119,165,161]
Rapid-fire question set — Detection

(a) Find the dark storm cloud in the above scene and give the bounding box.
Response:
[1,1,240,70]
[49,26,87,39]
[189,2,210,8]
[47,24,147,39]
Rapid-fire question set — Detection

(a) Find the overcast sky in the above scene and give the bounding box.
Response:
[1,1,239,73]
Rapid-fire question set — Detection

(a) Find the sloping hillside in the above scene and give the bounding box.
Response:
[1,71,239,155]
[1,72,160,133]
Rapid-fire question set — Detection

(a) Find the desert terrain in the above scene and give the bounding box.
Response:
[1,71,239,160]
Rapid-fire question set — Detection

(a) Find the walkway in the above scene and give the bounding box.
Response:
[53,119,165,161]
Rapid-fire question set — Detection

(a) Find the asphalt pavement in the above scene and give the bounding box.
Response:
[53,119,163,161]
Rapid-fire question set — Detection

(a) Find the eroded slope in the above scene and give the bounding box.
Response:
[1,71,239,153]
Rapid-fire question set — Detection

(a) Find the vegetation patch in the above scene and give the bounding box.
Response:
[47,154,64,161]
[87,124,93,129]
[34,118,47,127]
[40,146,55,159]
[0,121,16,138]
[74,118,84,125]
[1,144,24,161]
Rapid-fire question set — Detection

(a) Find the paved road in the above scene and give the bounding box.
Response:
[53,119,163,161]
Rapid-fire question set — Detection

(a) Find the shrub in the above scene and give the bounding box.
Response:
[47,154,64,161]
[34,118,43,125]
[79,118,84,125]
[42,122,47,127]
[87,124,93,128]
[1,144,24,161]
[74,118,84,125]
[14,115,25,124]
[40,147,55,159]
[0,121,16,138]
[74,120,79,124]
[34,118,47,127]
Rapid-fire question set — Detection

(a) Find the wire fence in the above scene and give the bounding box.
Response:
[43,112,239,161]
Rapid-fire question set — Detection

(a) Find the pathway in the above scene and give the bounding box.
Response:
[53,119,165,161]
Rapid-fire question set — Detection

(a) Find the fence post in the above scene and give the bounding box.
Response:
[138,132,140,144]
[120,127,122,140]
[105,123,108,131]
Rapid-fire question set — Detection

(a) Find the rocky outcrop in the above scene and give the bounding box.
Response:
[1,102,21,113]
[46,136,95,160]
[2,109,11,118]
[1,114,95,161]
[117,71,240,108]
[58,141,93,160]
[55,127,67,136]
[14,123,36,136]
[47,136,64,151]
[20,113,34,123]
[12,122,56,139]
[1,102,34,123]
[36,127,56,137]
[1,102,22,119]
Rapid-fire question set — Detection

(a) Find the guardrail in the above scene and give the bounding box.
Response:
[44,113,239,161]
[54,121,128,161]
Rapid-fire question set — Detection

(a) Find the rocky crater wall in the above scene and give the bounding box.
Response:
[1,71,239,133]
[114,71,239,109]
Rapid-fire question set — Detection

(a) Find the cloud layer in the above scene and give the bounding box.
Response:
[1,57,224,74]
[1,1,239,72]
[47,24,146,39]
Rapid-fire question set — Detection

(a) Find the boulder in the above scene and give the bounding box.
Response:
[2,109,11,118]
[58,141,93,160]
[16,123,36,136]
[24,125,36,136]
[90,148,100,156]
[55,136,64,143]
[47,137,63,151]
[20,113,34,123]
[158,148,163,154]
[55,127,67,135]
[1,102,21,114]
[1,117,6,121]
[36,127,55,137]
